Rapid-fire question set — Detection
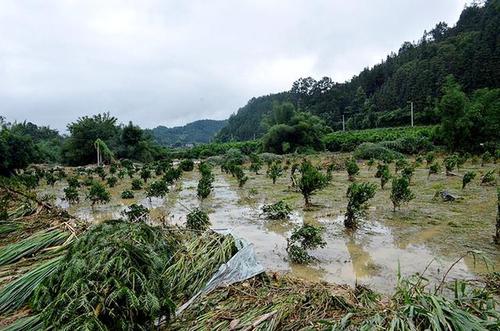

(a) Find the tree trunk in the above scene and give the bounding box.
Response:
[495,191,500,244]
[344,214,356,229]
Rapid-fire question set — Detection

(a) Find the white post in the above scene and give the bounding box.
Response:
[410,101,414,127]
[342,114,345,131]
[97,144,100,166]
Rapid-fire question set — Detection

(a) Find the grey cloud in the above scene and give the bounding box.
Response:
[0,0,467,132]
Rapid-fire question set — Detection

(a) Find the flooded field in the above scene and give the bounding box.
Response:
[38,154,499,293]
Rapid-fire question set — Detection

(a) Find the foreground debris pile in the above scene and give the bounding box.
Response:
[171,272,499,330]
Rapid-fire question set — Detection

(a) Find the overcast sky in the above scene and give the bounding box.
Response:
[0,0,468,132]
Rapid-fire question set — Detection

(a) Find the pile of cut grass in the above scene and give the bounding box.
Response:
[0,229,70,266]
[0,219,238,330]
[169,272,499,331]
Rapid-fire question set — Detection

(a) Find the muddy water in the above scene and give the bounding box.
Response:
[39,163,498,293]
[165,172,474,293]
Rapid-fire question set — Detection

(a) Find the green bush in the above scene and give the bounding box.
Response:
[323,126,434,153]
[106,176,118,188]
[146,180,169,199]
[140,167,152,183]
[131,178,143,190]
[353,143,402,162]
[481,170,496,186]
[63,186,79,204]
[179,159,194,172]
[121,190,134,199]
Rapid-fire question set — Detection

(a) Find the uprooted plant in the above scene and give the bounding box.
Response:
[262,200,292,219]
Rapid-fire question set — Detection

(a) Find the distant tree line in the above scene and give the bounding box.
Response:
[0,113,169,175]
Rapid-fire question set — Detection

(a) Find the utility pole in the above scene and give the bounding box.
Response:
[342,114,345,131]
[408,101,414,127]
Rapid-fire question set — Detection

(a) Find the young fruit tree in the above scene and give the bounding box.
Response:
[249,153,263,174]
[390,177,415,212]
[443,155,458,176]
[87,181,111,205]
[63,186,79,204]
[286,223,326,264]
[122,203,150,222]
[345,158,359,181]
[344,182,377,229]
[140,167,152,183]
[297,160,328,206]
[462,171,476,189]
[186,207,211,231]
[375,163,391,189]
[428,162,441,178]
[267,161,283,184]
[146,180,169,200]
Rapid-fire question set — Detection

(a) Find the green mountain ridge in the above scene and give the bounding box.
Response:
[215,0,499,142]
[150,119,228,146]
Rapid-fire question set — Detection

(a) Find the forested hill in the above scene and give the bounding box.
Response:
[150,119,227,146]
[216,0,500,142]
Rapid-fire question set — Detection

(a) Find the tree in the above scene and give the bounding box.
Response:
[286,224,326,264]
[0,127,39,176]
[375,163,391,189]
[106,176,118,188]
[94,138,114,166]
[122,204,149,222]
[62,113,119,166]
[297,160,328,206]
[428,162,441,178]
[443,155,458,175]
[462,171,476,189]
[496,187,499,245]
[344,182,377,229]
[249,153,263,174]
[197,162,214,199]
[267,161,283,184]
[390,177,415,211]
[87,181,111,205]
[345,159,359,181]
[179,159,194,172]
[121,190,134,199]
[262,102,330,154]
[146,180,169,199]
[186,208,211,231]
[401,165,415,184]
[131,178,143,190]
[140,167,152,183]
[63,186,79,203]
